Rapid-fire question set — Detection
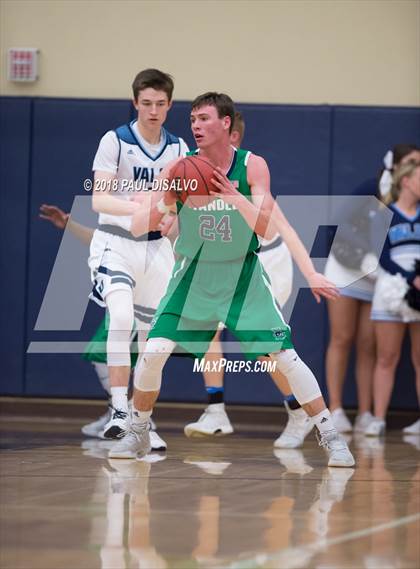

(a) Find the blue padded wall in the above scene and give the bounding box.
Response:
[1,96,419,409]
[235,104,331,196]
[0,98,32,395]
[25,99,132,397]
[331,106,420,194]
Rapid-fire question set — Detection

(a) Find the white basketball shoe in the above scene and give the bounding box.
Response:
[108,423,151,459]
[354,411,374,433]
[318,430,355,467]
[364,417,386,437]
[403,418,420,435]
[274,401,313,449]
[184,403,234,437]
[331,408,353,433]
[81,408,112,438]
[102,407,129,439]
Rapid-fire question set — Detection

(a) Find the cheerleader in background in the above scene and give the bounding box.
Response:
[368,158,420,436]
[325,144,419,434]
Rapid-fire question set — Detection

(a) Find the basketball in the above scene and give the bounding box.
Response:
[169,155,218,207]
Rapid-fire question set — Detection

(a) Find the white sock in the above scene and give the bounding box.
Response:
[132,407,152,427]
[110,386,128,413]
[311,410,337,435]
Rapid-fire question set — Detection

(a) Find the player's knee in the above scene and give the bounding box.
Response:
[270,349,322,405]
[133,338,174,392]
[134,358,163,391]
[271,349,301,374]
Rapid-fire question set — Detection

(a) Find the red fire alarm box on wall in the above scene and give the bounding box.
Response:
[8,48,39,82]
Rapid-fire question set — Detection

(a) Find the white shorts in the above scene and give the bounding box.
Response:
[324,253,375,302]
[371,268,420,323]
[259,239,293,308]
[88,228,174,328]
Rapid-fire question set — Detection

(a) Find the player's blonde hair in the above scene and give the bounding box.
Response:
[387,159,420,204]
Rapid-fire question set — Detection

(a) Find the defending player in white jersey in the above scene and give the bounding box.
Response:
[89,68,188,440]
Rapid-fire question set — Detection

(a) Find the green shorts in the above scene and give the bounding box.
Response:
[83,315,139,368]
[149,252,293,359]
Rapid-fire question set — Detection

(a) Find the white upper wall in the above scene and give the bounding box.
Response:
[1,0,419,105]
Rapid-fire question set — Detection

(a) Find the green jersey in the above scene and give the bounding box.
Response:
[174,148,260,262]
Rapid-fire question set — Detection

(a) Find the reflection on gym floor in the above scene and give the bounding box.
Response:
[1,420,419,569]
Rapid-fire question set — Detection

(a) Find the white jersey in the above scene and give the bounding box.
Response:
[92,121,189,231]
[258,234,293,308]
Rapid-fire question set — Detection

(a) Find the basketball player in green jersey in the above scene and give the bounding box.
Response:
[184,111,313,448]
[110,92,355,468]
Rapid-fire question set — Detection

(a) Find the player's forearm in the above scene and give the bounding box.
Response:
[159,213,178,240]
[236,196,275,239]
[276,220,316,279]
[66,219,95,246]
[92,193,139,216]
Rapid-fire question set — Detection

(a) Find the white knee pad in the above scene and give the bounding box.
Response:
[106,290,134,367]
[133,338,175,392]
[270,349,322,405]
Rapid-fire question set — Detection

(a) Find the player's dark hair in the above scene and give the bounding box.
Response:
[392,143,419,168]
[191,92,235,133]
[132,68,174,101]
[232,111,245,143]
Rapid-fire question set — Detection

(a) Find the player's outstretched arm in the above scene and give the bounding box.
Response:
[92,171,140,216]
[270,202,340,303]
[39,204,69,229]
[248,155,338,302]
[39,204,94,246]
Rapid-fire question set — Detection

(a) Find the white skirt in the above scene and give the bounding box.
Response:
[324,253,375,302]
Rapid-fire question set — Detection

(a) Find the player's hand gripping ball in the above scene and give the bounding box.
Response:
[169,155,218,208]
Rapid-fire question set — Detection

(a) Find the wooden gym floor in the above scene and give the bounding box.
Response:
[0,399,419,569]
